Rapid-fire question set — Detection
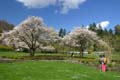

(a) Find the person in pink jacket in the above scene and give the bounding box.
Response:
[99,55,107,72]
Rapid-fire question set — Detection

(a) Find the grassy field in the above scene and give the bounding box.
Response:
[0,51,27,57]
[0,51,68,57]
[0,61,120,80]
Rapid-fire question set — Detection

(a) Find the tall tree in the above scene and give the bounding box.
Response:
[115,25,120,36]
[108,29,113,36]
[97,25,104,37]
[63,27,107,57]
[88,22,97,32]
[59,28,66,38]
[63,28,66,36]
[114,25,120,52]
[59,28,63,37]
[0,16,57,56]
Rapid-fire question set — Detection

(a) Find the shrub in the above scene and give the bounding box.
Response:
[88,46,94,54]
[22,48,29,53]
[0,45,14,51]
[107,62,116,67]
[41,49,56,53]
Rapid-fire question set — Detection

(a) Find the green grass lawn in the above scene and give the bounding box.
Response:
[0,61,120,80]
[0,51,27,57]
[0,51,68,57]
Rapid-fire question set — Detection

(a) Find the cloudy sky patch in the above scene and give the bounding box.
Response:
[17,0,86,14]
[97,21,110,29]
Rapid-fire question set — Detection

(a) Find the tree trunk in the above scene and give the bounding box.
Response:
[80,49,84,58]
[81,51,84,57]
[30,52,34,57]
[29,49,35,57]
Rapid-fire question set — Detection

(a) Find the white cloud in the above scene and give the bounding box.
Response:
[16,0,86,14]
[97,21,110,29]
[17,0,56,8]
[86,21,110,29]
[86,25,89,29]
[59,0,86,14]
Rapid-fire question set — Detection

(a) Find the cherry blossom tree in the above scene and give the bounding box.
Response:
[63,27,107,57]
[0,16,58,56]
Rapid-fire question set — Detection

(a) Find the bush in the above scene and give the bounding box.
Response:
[22,48,29,53]
[88,46,94,54]
[107,62,116,67]
[41,50,56,53]
[88,49,93,54]
[0,45,14,51]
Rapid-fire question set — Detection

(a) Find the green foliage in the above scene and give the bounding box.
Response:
[88,22,120,53]
[114,36,120,52]
[88,46,94,54]
[88,22,97,32]
[0,45,14,51]
[22,48,29,53]
[40,49,56,53]
[109,29,113,35]
[113,25,120,52]
[59,28,66,38]
[107,62,116,68]
[97,25,104,37]
[115,25,120,35]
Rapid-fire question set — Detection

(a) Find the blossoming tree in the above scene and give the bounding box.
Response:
[0,16,58,56]
[63,27,107,57]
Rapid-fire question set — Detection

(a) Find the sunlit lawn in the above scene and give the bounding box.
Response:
[0,61,120,80]
[0,51,120,80]
[0,51,27,57]
[0,51,67,57]
[0,51,98,58]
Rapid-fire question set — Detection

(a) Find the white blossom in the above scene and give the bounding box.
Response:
[0,16,58,56]
[63,27,107,57]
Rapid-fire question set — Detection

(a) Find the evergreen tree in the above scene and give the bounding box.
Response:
[115,25,120,36]
[109,29,113,36]
[59,28,63,37]
[114,25,120,52]
[97,25,104,37]
[88,23,97,32]
[63,29,66,36]
[59,28,66,38]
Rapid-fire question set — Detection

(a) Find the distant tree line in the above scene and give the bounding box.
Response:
[88,23,120,52]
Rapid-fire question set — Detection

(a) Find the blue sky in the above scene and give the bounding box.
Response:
[0,0,120,31]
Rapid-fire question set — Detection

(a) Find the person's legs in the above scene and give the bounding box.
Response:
[102,64,106,72]
[104,64,106,72]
